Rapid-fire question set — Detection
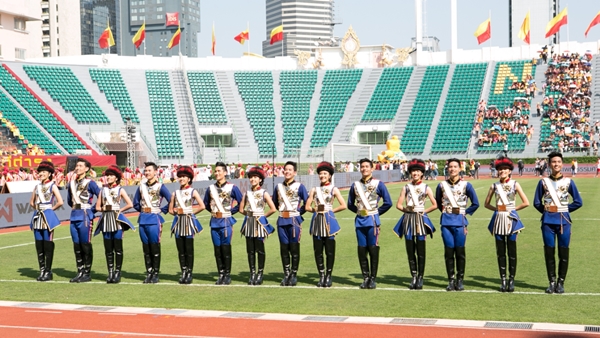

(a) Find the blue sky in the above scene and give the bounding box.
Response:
[197,0,600,58]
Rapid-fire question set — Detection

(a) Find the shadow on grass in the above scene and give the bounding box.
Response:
[17,267,40,279]
[470,274,542,291]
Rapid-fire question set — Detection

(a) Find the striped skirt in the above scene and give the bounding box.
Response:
[171,214,202,237]
[30,210,60,231]
[488,210,524,236]
[393,213,435,238]
[309,211,341,237]
[241,216,274,238]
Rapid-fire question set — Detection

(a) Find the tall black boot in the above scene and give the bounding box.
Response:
[455,246,466,291]
[221,244,232,285]
[544,246,556,294]
[35,240,45,281]
[507,239,517,292]
[214,245,224,285]
[405,238,417,289]
[149,243,161,283]
[358,246,370,289]
[556,246,569,294]
[41,241,55,281]
[255,239,266,285]
[176,238,187,284]
[444,246,455,291]
[184,238,194,284]
[104,239,115,284]
[495,238,507,292]
[113,239,123,284]
[415,240,426,290]
[367,246,379,289]
[246,237,256,285]
[289,243,300,286]
[280,243,291,286]
[70,243,84,283]
[313,237,325,287]
[324,239,336,288]
[142,243,153,284]
[79,243,93,283]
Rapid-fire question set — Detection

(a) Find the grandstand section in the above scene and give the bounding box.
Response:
[23,65,110,124]
[89,68,140,123]
[234,71,277,157]
[187,71,228,125]
[360,67,413,122]
[310,69,362,149]
[0,64,90,154]
[400,65,450,154]
[279,70,317,156]
[431,63,487,153]
[145,71,184,159]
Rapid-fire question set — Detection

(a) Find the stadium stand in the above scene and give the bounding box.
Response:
[0,65,88,154]
[310,69,362,149]
[431,63,487,153]
[475,60,536,152]
[187,71,228,125]
[360,67,413,122]
[89,68,140,123]
[400,65,450,153]
[279,70,317,156]
[145,71,184,158]
[234,71,277,156]
[23,65,110,124]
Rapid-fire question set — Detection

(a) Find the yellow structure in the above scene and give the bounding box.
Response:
[377,135,407,163]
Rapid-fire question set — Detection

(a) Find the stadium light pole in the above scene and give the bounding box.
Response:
[126,118,136,170]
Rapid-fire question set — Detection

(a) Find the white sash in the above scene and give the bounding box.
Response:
[543,178,564,207]
[246,191,260,213]
[209,185,226,213]
[278,184,294,211]
[140,183,153,208]
[37,183,50,204]
[441,181,459,208]
[406,184,424,212]
[355,182,374,211]
[494,182,510,206]
[103,187,117,206]
[175,190,193,214]
[315,187,327,206]
[70,179,89,205]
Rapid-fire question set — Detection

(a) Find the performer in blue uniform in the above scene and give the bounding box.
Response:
[393,159,437,290]
[239,167,276,285]
[305,161,346,288]
[435,158,479,291]
[534,152,582,294]
[94,165,135,284]
[483,157,529,292]
[347,158,392,289]
[67,158,101,283]
[29,161,63,282]
[133,162,171,284]
[168,165,205,284]
[203,161,243,285]
[272,161,308,287]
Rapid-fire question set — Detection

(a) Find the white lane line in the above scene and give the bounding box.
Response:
[25,310,62,314]
[0,237,70,250]
[97,312,137,316]
[1,279,600,296]
[0,325,224,338]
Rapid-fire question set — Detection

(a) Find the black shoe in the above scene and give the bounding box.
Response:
[70,268,84,283]
[415,275,423,290]
[222,273,231,285]
[500,278,507,292]
[409,275,417,290]
[179,269,187,284]
[555,279,565,294]
[545,279,556,294]
[317,272,325,287]
[288,271,297,286]
[112,270,121,284]
[455,278,464,291]
[216,271,224,285]
[255,270,264,285]
[507,278,514,292]
[446,279,456,291]
[324,272,332,288]
[368,276,377,289]
[143,271,153,284]
[184,270,193,284]
[36,268,45,282]
[40,270,53,282]
[359,277,370,289]
[280,268,290,286]
[78,272,91,283]
[150,272,159,284]
[248,270,256,285]
[107,270,114,284]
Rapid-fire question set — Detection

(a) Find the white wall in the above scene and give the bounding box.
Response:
[0,0,42,61]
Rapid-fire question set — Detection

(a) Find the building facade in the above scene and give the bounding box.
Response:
[0,0,42,61]
[509,0,560,47]
[80,0,120,55]
[40,0,82,58]
[119,0,200,57]
[262,0,336,58]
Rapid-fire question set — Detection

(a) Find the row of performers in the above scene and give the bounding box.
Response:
[29,152,581,293]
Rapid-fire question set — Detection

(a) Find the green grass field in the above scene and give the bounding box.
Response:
[1,177,600,325]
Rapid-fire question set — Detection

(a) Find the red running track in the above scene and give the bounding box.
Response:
[0,306,596,338]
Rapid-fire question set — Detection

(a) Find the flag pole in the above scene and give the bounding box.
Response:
[144,19,146,56]
[489,10,492,61]
[281,19,284,57]
[107,17,110,55]
[247,21,250,55]
[566,5,570,51]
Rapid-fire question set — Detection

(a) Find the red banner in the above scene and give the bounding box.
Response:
[166,12,179,27]
[1,155,116,169]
